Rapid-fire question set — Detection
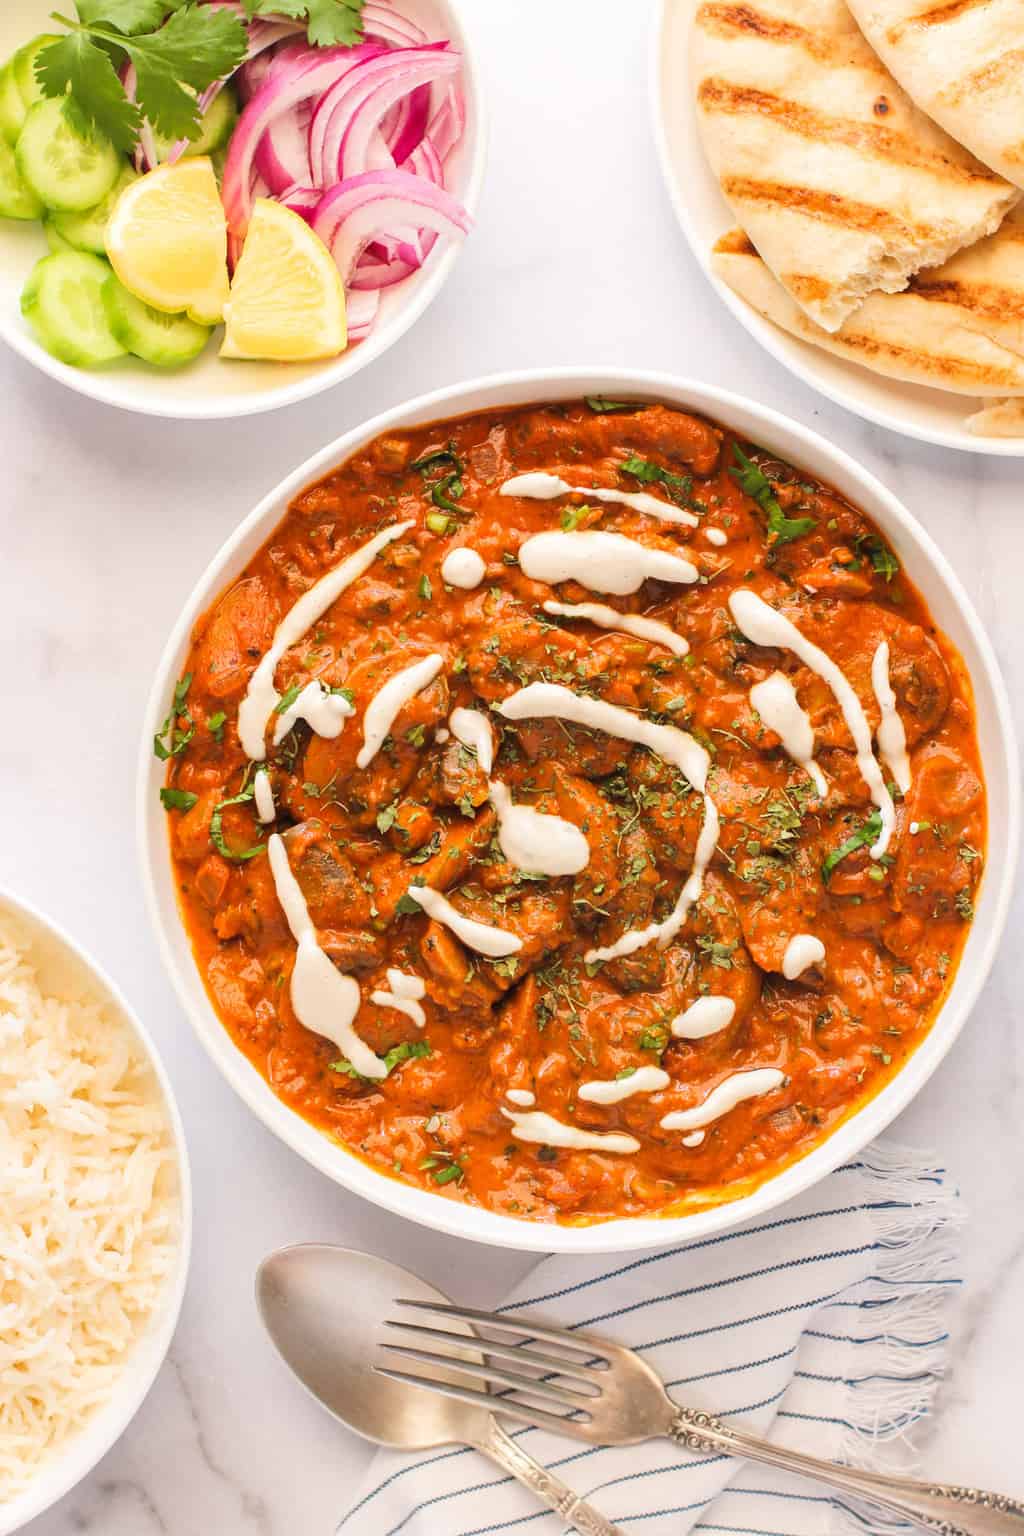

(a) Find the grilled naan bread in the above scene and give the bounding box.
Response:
[691,0,1018,331]
[711,217,1024,395]
[966,398,1024,435]
[847,0,1024,190]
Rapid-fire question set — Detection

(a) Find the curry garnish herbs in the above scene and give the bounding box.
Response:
[730,445,816,547]
[619,454,694,507]
[822,811,883,881]
[153,673,195,761]
[209,787,265,862]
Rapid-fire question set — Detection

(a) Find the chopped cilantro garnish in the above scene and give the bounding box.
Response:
[153,673,194,761]
[209,786,265,862]
[244,0,366,48]
[160,787,197,812]
[585,396,642,414]
[620,454,693,506]
[395,878,426,915]
[274,683,304,715]
[822,811,883,880]
[432,1161,464,1185]
[331,1038,432,1080]
[855,533,900,582]
[376,799,399,834]
[418,573,433,601]
[207,710,226,743]
[731,445,816,547]
[560,504,586,531]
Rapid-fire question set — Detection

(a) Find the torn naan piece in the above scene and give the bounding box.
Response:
[847,0,1024,190]
[711,217,1024,395]
[691,0,1018,332]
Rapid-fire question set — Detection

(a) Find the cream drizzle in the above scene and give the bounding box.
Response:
[441,547,486,589]
[682,1131,706,1148]
[267,834,383,1080]
[357,654,444,769]
[370,967,427,1028]
[253,768,276,824]
[272,679,354,747]
[505,1088,535,1108]
[729,590,895,857]
[543,599,689,657]
[578,1067,670,1104]
[519,531,698,596]
[704,527,728,547]
[660,1069,785,1133]
[495,683,718,965]
[782,934,826,980]
[501,1107,640,1155]
[871,641,912,795]
[404,884,522,958]
[500,470,699,528]
[749,671,827,796]
[449,707,494,776]
[489,781,590,877]
[672,996,736,1039]
[238,520,413,762]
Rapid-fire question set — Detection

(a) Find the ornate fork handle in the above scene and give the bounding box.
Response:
[479,1418,623,1536]
[671,1408,1024,1535]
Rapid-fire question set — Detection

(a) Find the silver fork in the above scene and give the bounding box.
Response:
[376,1299,1024,1536]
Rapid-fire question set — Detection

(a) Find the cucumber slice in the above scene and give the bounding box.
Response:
[0,64,25,146]
[102,275,212,366]
[44,216,75,253]
[153,86,238,162]
[12,36,61,111]
[0,135,43,219]
[50,165,137,254]
[16,98,120,213]
[21,252,127,367]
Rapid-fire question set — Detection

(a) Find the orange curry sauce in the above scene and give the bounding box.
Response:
[162,400,985,1224]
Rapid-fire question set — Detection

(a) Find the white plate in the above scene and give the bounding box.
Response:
[651,0,1024,456]
[0,0,486,420]
[0,888,191,1536]
[139,367,1018,1255]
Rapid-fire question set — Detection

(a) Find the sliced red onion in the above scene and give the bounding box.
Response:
[426,85,465,163]
[280,183,321,222]
[388,80,431,164]
[362,2,428,46]
[346,286,381,341]
[221,43,383,239]
[336,47,458,184]
[311,168,472,287]
[255,99,313,193]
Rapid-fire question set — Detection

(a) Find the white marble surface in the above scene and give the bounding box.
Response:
[2,1,1022,1531]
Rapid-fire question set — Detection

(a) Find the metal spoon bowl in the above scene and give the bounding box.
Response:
[256,1243,620,1536]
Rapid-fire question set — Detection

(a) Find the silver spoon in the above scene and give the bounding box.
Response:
[256,1243,620,1536]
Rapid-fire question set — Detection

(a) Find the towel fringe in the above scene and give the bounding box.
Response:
[829,1143,962,1536]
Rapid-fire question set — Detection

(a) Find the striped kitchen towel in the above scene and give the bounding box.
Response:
[339,1143,961,1536]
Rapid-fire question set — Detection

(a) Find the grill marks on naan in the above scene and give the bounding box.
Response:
[692,0,1018,330]
[712,215,1024,398]
[847,0,1024,188]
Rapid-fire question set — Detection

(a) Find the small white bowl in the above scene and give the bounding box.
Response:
[0,888,192,1536]
[0,0,486,420]
[138,367,1018,1255]
[651,0,1024,456]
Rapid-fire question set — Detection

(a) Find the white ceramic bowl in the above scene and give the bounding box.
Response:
[0,0,486,420]
[138,368,1019,1254]
[0,888,191,1536]
[651,0,1024,456]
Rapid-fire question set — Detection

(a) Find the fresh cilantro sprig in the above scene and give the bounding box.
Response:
[620,454,693,507]
[244,0,366,48]
[731,444,816,548]
[331,1039,431,1080]
[41,4,248,151]
[822,811,882,881]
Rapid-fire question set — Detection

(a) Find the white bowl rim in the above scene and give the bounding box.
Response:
[0,885,193,1536]
[648,0,1024,457]
[0,0,488,422]
[137,365,1020,1255]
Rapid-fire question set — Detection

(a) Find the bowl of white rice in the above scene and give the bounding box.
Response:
[0,889,190,1533]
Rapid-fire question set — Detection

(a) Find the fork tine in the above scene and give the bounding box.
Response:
[379,1343,596,1407]
[383,1320,605,1385]
[373,1365,584,1436]
[393,1299,612,1363]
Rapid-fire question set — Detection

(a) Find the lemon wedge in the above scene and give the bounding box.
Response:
[105,157,229,325]
[221,199,347,363]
